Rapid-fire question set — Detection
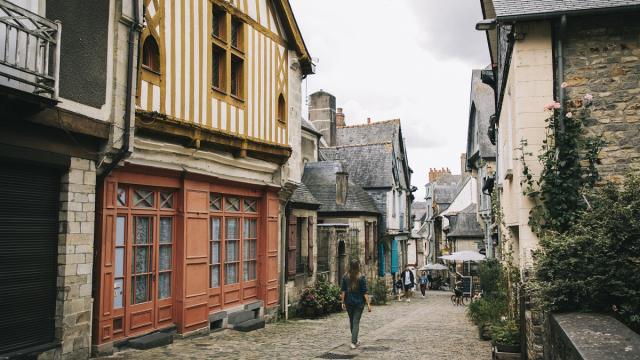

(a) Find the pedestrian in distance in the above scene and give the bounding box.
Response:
[340,259,372,349]
[419,271,429,297]
[395,274,403,301]
[400,265,415,302]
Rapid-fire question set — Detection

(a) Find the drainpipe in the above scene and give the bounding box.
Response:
[555,14,567,132]
[99,0,141,181]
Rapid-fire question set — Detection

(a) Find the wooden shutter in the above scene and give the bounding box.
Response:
[373,222,378,261]
[307,216,314,273]
[364,222,370,264]
[287,216,297,279]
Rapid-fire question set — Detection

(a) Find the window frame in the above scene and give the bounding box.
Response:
[210,9,245,102]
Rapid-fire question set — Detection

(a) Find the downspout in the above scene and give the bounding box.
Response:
[555,14,567,132]
[99,0,141,181]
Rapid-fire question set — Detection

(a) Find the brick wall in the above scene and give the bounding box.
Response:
[564,13,640,181]
[40,158,96,360]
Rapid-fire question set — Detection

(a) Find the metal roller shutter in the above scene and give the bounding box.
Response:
[0,161,60,355]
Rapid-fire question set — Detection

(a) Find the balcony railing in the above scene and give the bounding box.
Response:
[0,0,60,98]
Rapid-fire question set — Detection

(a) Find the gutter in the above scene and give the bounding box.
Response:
[98,0,141,181]
[555,14,567,132]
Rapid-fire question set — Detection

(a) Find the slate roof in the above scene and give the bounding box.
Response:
[493,0,640,19]
[335,119,400,146]
[301,161,380,215]
[431,174,463,206]
[446,204,484,239]
[301,117,322,137]
[289,182,321,208]
[320,143,394,188]
[467,69,496,161]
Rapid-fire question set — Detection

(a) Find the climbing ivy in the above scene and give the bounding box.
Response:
[518,98,606,235]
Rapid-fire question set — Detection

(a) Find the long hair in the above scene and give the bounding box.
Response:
[348,259,361,292]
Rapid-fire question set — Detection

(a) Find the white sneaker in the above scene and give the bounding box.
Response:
[350,343,357,349]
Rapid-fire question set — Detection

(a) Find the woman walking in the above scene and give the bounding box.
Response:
[419,271,429,297]
[340,259,372,349]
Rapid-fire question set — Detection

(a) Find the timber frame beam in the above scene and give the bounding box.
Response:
[135,110,292,164]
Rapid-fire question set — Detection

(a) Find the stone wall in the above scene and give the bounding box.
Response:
[525,310,544,360]
[40,158,96,360]
[564,12,640,181]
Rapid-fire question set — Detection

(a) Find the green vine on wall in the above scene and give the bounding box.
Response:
[518,96,606,235]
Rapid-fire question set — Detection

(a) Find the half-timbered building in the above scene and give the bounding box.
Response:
[93,0,313,351]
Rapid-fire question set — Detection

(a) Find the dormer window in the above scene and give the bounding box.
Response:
[142,36,160,73]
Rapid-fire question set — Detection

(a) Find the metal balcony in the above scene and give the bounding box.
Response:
[0,0,60,99]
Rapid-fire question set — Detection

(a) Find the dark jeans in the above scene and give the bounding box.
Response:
[346,304,364,344]
[420,284,427,296]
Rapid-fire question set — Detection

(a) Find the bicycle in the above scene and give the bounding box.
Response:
[450,292,470,306]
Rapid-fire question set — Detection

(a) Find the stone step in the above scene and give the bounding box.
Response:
[233,318,265,332]
[227,309,255,325]
[128,332,173,350]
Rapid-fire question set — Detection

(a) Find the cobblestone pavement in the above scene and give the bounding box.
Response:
[101,291,491,359]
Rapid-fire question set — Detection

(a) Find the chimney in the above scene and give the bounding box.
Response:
[336,107,346,127]
[336,172,349,205]
[460,153,468,174]
[309,90,337,146]
[428,167,452,183]
[367,117,371,124]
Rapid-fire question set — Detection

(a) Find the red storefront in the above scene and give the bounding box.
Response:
[93,166,279,346]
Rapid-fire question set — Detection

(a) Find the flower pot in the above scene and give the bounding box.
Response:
[494,343,520,353]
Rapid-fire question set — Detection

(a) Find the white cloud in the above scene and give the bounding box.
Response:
[290,0,491,199]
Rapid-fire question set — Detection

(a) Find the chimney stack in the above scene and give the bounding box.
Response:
[308,90,337,146]
[428,167,452,183]
[336,108,346,127]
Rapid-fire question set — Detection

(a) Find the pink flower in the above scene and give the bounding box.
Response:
[566,112,573,118]
[544,101,561,111]
[584,94,593,101]
[561,82,569,89]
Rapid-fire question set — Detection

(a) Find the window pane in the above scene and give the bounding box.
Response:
[134,217,151,244]
[210,194,222,211]
[225,197,240,212]
[243,262,248,282]
[115,248,124,277]
[225,263,238,285]
[231,19,241,48]
[114,278,124,309]
[117,187,127,206]
[133,276,150,304]
[212,50,222,89]
[226,218,239,239]
[160,217,172,244]
[134,247,150,273]
[160,192,173,209]
[159,273,171,299]
[211,242,220,264]
[243,239,249,259]
[211,265,220,288]
[211,218,221,240]
[248,218,257,238]
[243,199,257,213]
[226,240,238,262]
[250,239,257,259]
[116,216,125,246]
[159,245,172,271]
[133,189,154,208]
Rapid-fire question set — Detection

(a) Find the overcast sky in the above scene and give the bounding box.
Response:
[289,0,490,200]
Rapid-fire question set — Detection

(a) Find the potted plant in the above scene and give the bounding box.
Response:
[491,319,521,358]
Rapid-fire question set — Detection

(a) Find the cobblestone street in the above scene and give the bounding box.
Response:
[102,291,491,360]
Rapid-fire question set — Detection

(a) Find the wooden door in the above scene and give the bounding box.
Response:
[128,215,156,334]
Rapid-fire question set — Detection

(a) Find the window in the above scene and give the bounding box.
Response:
[158,217,173,299]
[225,218,240,285]
[296,219,304,273]
[142,36,160,72]
[243,219,257,281]
[212,6,226,40]
[277,94,286,124]
[210,218,221,288]
[210,10,245,99]
[132,216,153,304]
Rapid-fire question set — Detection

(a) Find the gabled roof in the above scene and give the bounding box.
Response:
[335,119,400,146]
[320,143,394,188]
[273,0,314,74]
[445,204,484,239]
[289,182,321,208]
[302,161,380,215]
[492,0,640,20]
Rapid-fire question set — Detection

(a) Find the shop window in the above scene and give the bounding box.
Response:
[142,36,160,72]
[210,217,221,288]
[243,218,257,281]
[225,218,240,285]
[114,216,126,309]
[131,216,153,304]
[158,217,173,299]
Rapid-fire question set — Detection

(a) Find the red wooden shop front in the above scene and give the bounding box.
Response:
[93,166,280,346]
